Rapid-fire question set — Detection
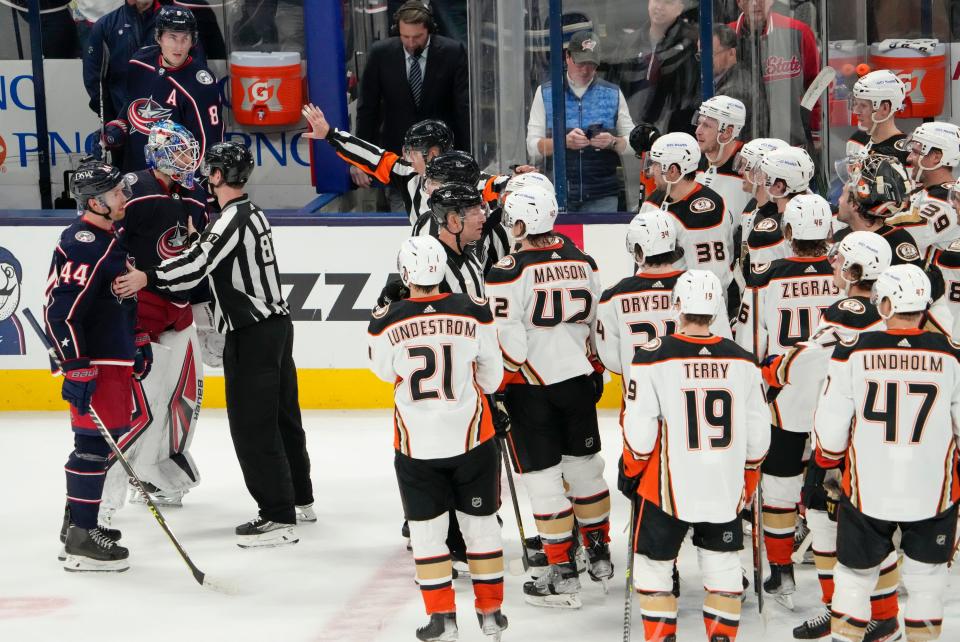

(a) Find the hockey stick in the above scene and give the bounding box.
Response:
[800,66,837,111]
[622,498,637,642]
[497,433,532,576]
[24,308,235,595]
[751,483,770,629]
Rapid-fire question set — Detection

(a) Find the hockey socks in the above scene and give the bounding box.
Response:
[467,550,504,613]
[64,434,112,529]
[638,591,678,641]
[415,553,455,614]
[703,591,741,641]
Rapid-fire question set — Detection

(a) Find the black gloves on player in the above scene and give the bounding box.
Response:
[61,360,98,415]
[801,458,841,520]
[589,358,605,403]
[490,393,510,437]
[617,455,641,500]
[133,333,153,381]
[377,279,409,308]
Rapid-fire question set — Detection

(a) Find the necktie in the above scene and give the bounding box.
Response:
[409,53,423,107]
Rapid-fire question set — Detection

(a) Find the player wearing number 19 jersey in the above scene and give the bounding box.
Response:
[816,264,960,642]
[622,270,769,642]
[485,187,610,609]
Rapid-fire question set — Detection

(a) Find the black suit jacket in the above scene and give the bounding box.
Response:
[356,35,470,154]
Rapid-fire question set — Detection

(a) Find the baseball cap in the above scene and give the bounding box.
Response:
[568,31,600,65]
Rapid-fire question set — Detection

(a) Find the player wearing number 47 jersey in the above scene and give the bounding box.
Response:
[368,236,507,642]
[816,264,960,642]
[621,270,770,642]
[486,187,612,609]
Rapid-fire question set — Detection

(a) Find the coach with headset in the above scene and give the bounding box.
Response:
[354,1,470,207]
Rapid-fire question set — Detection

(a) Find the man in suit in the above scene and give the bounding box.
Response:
[354,1,470,211]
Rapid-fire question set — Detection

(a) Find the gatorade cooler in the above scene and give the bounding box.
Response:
[869,42,947,118]
[230,51,303,126]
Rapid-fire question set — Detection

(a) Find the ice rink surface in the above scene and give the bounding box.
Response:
[1,409,957,641]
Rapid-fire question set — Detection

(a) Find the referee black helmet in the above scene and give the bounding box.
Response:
[425,151,480,186]
[202,142,255,186]
[403,119,453,154]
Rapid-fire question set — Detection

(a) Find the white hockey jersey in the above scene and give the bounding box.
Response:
[889,183,960,259]
[696,142,752,228]
[815,329,960,521]
[485,236,601,386]
[367,293,503,460]
[623,334,770,523]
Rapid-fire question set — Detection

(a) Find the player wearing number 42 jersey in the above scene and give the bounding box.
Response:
[368,236,507,642]
[486,187,612,609]
[621,270,770,642]
[816,264,960,642]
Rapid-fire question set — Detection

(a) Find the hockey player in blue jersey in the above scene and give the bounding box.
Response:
[104,5,223,173]
[43,159,145,572]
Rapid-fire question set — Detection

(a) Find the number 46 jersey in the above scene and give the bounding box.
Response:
[623,334,770,523]
[486,236,602,385]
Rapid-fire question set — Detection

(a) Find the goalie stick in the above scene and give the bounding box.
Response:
[24,308,235,595]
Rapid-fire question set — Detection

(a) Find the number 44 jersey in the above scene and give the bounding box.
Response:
[485,236,602,385]
[623,334,770,523]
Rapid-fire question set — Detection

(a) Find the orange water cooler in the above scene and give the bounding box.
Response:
[869,43,947,119]
[230,51,303,126]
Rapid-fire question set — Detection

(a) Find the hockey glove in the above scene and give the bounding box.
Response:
[102,120,128,149]
[133,333,153,380]
[377,278,409,308]
[617,455,641,500]
[62,360,98,415]
[490,393,510,437]
[589,358,605,403]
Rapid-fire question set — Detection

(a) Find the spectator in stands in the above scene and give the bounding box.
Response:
[233,0,304,53]
[728,0,822,148]
[355,0,470,212]
[639,0,701,136]
[712,24,761,138]
[73,1,116,52]
[11,0,79,58]
[526,31,635,213]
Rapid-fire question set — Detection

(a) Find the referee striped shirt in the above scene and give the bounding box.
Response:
[145,196,288,333]
[412,208,511,279]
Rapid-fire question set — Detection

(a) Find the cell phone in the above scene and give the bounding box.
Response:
[585,123,604,139]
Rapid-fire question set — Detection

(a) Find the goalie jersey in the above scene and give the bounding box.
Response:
[736,256,841,359]
[485,235,601,386]
[595,269,732,379]
[815,329,960,521]
[367,293,502,460]
[622,333,770,523]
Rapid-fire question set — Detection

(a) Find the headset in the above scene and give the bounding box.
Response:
[391,0,437,36]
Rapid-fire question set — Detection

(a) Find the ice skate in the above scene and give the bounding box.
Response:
[763,563,796,609]
[235,517,298,548]
[402,520,412,551]
[477,610,508,641]
[792,605,831,639]
[584,529,613,592]
[416,612,457,641]
[523,562,582,609]
[63,526,129,572]
[128,481,185,507]
[295,503,317,523]
[863,617,902,642]
[58,507,121,561]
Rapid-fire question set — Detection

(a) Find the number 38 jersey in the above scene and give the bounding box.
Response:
[485,236,602,386]
[367,293,503,460]
[815,330,960,522]
[623,334,770,523]
[736,256,841,359]
[595,270,732,379]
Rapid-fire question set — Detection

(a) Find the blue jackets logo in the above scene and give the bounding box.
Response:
[127,97,174,135]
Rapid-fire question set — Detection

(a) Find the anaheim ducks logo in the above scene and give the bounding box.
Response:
[894,139,907,151]
[838,298,866,314]
[495,255,516,270]
[689,197,715,214]
[896,242,920,262]
[751,262,771,274]
[372,303,389,318]
[839,333,858,346]
[639,337,661,351]
[156,222,190,260]
[947,238,960,252]
[127,97,173,135]
[754,217,778,233]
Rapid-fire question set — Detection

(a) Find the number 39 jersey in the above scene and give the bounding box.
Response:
[736,256,841,359]
[485,236,602,385]
[815,330,960,522]
[367,293,503,460]
[623,334,770,523]
[595,270,732,379]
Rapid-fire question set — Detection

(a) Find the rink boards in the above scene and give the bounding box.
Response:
[0,214,633,410]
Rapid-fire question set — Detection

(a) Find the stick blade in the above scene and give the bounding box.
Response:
[801,66,836,110]
[201,575,241,596]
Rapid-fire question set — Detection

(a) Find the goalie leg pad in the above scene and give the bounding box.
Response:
[457,511,504,613]
[409,513,456,615]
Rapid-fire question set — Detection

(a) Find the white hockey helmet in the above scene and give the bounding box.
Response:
[626,203,677,258]
[733,138,789,178]
[906,121,960,168]
[502,186,558,239]
[397,235,446,288]
[871,263,932,317]
[783,193,831,240]
[694,95,747,139]
[504,171,554,196]
[852,70,907,116]
[830,230,893,284]
[671,269,722,320]
[648,132,701,178]
[759,147,815,196]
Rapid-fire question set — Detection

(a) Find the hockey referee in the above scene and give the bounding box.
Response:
[114,141,315,548]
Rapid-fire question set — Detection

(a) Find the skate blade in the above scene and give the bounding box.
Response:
[522,593,582,609]
[773,593,795,610]
[63,555,129,573]
[57,546,66,562]
[236,527,299,549]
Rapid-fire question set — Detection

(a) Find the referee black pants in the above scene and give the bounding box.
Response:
[224,314,313,524]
